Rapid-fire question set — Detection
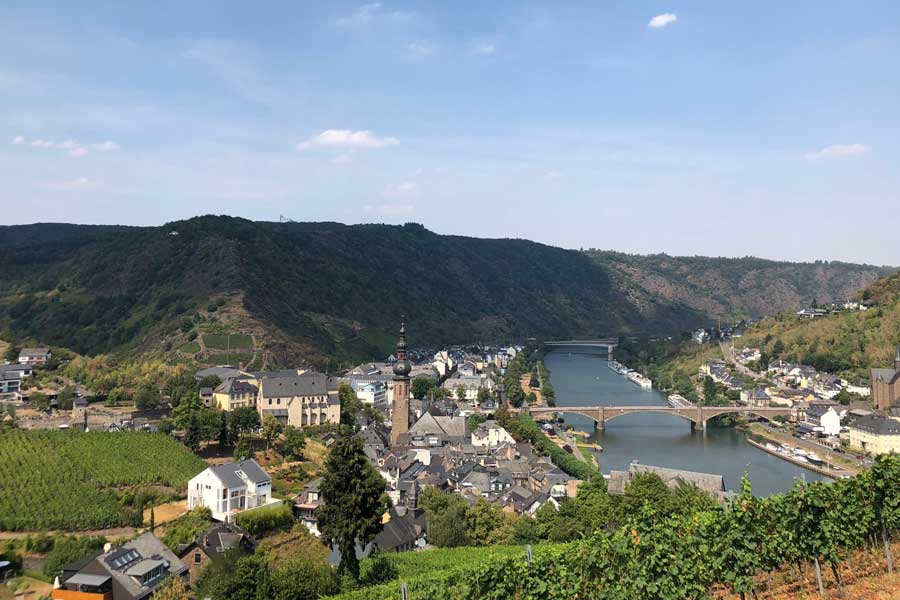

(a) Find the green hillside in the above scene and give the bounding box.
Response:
[0,216,889,366]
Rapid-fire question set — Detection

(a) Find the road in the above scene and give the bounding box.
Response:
[720,341,765,381]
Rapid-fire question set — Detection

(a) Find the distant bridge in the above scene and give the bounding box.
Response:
[525,405,791,431]
[544,338,619,351]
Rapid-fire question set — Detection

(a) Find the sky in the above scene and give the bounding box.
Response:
[3,1,899,264]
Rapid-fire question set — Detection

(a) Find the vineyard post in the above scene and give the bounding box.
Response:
[400,582,408,600]
[813,558,824,598]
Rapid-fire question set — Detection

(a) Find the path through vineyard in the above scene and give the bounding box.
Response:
[0,526,136,540]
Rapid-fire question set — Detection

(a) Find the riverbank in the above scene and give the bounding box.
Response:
[745,438,842,480]
[746,423,862,476]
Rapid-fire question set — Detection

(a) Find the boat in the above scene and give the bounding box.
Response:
[806,452,824,465]
[627,372,653,390]
[765,443,778,451]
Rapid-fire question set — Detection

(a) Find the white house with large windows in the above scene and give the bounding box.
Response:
[187,459,278,522]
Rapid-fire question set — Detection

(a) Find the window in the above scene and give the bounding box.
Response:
[194,553,202,564]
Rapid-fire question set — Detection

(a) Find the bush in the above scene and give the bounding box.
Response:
[235,502,294,536]
[358,552,398,586]
[43,536,107,579]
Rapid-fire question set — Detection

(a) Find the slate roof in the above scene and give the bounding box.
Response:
[259,373,338,398]
[19,347,50,356]
[608,463,728,501]
[215,378,258,395]
[93,533,187,600]
[872,368,900,384]
[195,366,243,381]
[850,415,900,436]
[209,459,271,489]
[374,507,427,552]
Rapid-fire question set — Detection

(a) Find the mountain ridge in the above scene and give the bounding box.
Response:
[1,216,892,366]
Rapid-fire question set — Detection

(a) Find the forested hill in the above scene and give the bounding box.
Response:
[0,216,890,366]
[588,251,892,323]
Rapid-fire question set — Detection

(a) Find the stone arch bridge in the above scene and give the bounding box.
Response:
[525,405,792,431]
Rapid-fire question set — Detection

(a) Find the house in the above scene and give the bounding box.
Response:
[740,387,770,407]
[176,523,256,584]
[871,348,900,411]
[846,379,872,397]
[847,415,900,455]
[212,378,258,411]
[801,404,841,436]
[187,459,277,522]
[0,364,31,397]
[406,411,468,446]
[293,477,323,536]
[355,382,387,407]
[18,347,51,365]
[198,387,214,407]
[607,462,731,503]
[51,533,187,600]
[441,375,493,401]
[471,422,515,448]
[373,506,427,553]
[257,372,340,428]
[194,366,244,382]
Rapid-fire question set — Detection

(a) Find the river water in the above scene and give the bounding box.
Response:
[544,350,827,496]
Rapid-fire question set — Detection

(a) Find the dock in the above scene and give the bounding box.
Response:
[746,437,845,480]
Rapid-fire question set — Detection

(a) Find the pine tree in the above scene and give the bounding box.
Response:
[149,507,156,532]
[316,435,386,579]
[218,411,229,447]
[185,415,201,453]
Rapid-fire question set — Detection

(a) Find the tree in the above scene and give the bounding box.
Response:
[262,414,284,453]
[411,377,435,400]
[149,507,156,533]
[30,392,50,412]
[269,556,340,600]
[529,373,540,389]
[234,435,253,460]
[134,384,160,410]
[772,339,785,357]
[230,406,260,436]
[57,386,76,411]
[419,488,469,548]
[185,415,201,453]
[477,387,491,405]
[281,426,306,460]
[339,382,362,426]
[196,551,271,600]
[526,391,537,404]
[466,498,505,545]
[467,413,487,433]
[158,418,175,435]
[218,410,230,447]
[3,345,19,362]
[105,387,127,407]
[316,435,387,579]
[455,384,467,402]
[702,376,718,405]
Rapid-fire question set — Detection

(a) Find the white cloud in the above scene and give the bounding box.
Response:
[473,42,495,55]
[69,147,89,158]
[383,182,418,198]
[297,129,399,151]
[648,13,678,28]
[804,143,871,160]
[12,135,25,145]
[92,140,120,152]
[336,3,382,27]
[407,41,437,60]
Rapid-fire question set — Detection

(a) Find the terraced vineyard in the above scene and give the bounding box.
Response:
[0,430,205,531]
[202,333,253,350]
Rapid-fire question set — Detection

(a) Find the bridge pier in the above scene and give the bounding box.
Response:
[691,419,707,432]
[596,407,605,431]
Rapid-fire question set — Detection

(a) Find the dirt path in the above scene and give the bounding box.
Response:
[520,374,543,405]
[0,527,136,540]
[143,500,187,527]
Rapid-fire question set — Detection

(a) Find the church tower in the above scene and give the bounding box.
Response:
[391,321,412,448]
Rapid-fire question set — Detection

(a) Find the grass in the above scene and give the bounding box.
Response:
[178,341,201,353]
[205,352,253,366]
[202,333,253,350]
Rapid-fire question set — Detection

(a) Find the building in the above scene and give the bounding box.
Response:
[801,404,841,436]
[51,533,187,600]
[391,322,412,448]
[442,375,494,401]
[471,422,515,448]
[847,415,900,455]
[0,363,31,397]
[607,462,732,503]
[212,378,258,411]
[257,372,340,428]
[871,348,900,411]
[187,459,277,522]
[293,477,323,536]
[176,523,256,585]
[355,381,387,407]
[18,347,51,365]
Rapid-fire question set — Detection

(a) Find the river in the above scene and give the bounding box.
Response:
[544,350,828,496]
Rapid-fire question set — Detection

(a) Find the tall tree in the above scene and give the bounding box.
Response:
[218,410,230,447]
[185,415,201,453]
[338,382,362,426]
[262,414,283,453]
[411,377,435,400]
[316,435,386,579]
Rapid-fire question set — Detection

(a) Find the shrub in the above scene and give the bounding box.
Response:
[235,502,294,536]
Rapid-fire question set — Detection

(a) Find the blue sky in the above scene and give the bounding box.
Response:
[3,1,899,264]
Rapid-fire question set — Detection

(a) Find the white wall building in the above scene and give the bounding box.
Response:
[471,422,515,448]
[187,459,277,522]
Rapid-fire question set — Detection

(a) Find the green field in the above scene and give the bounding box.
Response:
[0,430,206,531]
[328,545,539,599]
[178,341,201,354]
[206,352,253,367]
[202,333,253,350]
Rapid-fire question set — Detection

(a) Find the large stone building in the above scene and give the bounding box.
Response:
[257,372,340,428]
[391,322,412,448]
[871,347,900,411]
[847,414,900,455]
